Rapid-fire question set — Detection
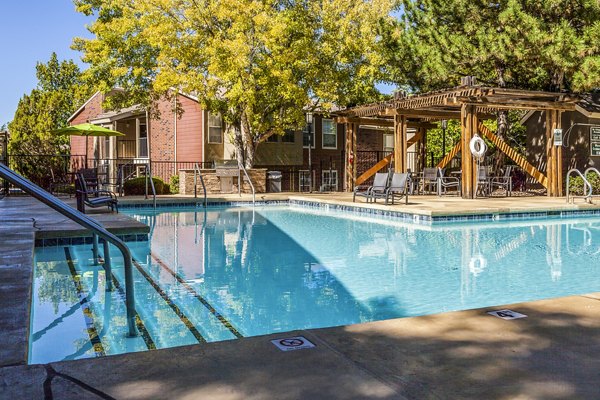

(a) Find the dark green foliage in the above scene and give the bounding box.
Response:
[123,177,170,195]
[7,53,91,189]
[169,175,179,194]
[568,173,600,196]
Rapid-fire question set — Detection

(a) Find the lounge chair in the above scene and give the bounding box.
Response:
[375,172,409,205]
[489,165,512,196]
[437,168,461,196]
[75,172,118,213]
[353,172,389,203]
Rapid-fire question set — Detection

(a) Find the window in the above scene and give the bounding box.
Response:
[322,119,337,149]
[282,129,295,143]
[383,133,394,153]
[208,112,223,143]
[267,134,279,143]
[321,170,338,191]
[303,124,314,148]
[138,122,148,158]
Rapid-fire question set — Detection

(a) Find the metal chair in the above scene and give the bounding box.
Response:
[376,172,409,205]
[75,172,118,213]
[353,171,390,203]
[490,166,513,196]
[421,167,438,194]
[476,166,490,196]
[437,168,461,196]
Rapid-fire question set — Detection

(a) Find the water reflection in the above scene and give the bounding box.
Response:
[126,208,600,333]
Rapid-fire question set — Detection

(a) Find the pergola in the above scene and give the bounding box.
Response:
[337,77,579,199]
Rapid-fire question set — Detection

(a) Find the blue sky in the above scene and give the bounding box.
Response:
[0,2,396,128]
[0,0,93,127]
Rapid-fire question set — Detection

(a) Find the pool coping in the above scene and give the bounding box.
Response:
[117,195,600,225]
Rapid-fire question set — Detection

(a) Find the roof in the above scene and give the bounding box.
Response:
[339,83,580,122]
[520,93,600,124]
[89,104,146,124]
[67,91,101,123]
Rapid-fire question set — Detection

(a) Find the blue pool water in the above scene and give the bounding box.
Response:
[30,205,600,363]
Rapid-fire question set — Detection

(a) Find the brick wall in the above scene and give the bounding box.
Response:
[150,97,176,161]
[179,168,267,194]
[70,92,104,159]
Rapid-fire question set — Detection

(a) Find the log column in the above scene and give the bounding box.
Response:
[345,122,358,191]
[419,127,427,171]
[545,110,563,197]
[460,104,478,198]
[394,115,408,172]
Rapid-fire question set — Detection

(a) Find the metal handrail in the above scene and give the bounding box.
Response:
[239,163,255,205]
[144,163,157,208]
[193,162,207,207]
[0,163,138,337]
[566,168,593,203]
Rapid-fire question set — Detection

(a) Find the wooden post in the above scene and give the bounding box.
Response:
[345,122,358,191]
[460,104,477,198]
[345,123,352,192]
[556,110,563,196]
[420,128,427,171]
[394,115,408,172]
[545,110,562,197]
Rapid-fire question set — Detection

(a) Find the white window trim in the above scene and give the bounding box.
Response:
[303,125,315,149]
[321,169,338,188]
[322,118,337,150]
[136,118,149,159]
[208,112,223,144]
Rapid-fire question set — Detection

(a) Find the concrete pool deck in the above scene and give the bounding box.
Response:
[2,193,600,399]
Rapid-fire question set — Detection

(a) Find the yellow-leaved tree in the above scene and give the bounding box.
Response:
[74,0,395,167]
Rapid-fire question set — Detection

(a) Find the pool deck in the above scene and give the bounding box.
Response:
[2,193,600,399]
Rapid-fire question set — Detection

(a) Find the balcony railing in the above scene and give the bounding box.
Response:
[116,140,137,159]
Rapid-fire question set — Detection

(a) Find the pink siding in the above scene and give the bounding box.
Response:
[176,94,203,162]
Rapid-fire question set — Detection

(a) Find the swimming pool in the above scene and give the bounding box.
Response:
[30,205,600,363]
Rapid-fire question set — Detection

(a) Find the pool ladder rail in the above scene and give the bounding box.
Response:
[566,167,600,204]
[193,162,207,207]
[0,163,139,338]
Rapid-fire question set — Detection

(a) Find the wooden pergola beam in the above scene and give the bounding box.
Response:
[394,115,408,172]
[355,153,393,186]
[478,123,548,188]
[436,141,462,170]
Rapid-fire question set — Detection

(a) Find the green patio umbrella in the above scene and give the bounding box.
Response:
[52,123,125,166]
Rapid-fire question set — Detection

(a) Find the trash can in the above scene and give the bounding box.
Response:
[267,171,282,192]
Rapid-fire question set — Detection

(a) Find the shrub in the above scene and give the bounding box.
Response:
[568,173,600,195]
[123,176,170,195]
[169,175,179,194]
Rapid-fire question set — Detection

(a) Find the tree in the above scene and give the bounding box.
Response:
[383,0,600,170]
[73,0,395,167]
[8,53,91,186]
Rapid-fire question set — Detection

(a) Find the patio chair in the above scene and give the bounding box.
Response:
[476,166,490,197]
[421,167,438,194]
[374,172,409,205]
[437,168,461,196]
[75,172,118,213]
[353,171,390,203]
[78,168,99,192]
[490,165,513,196]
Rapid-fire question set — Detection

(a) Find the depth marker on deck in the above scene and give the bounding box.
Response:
[271,336,316,352]
[487,309,527,320]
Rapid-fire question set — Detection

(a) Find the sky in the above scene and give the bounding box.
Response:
[0,0,93,127]
[0,1,396,128]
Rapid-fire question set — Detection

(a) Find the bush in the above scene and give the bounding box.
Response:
[169,175,179,194]
[123,176,171,195]
[568,173,600,195]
